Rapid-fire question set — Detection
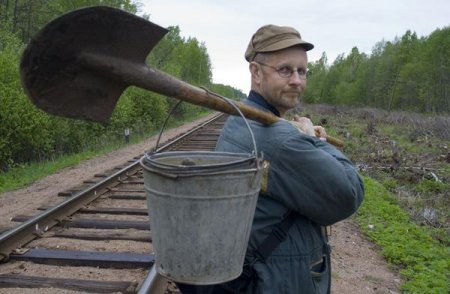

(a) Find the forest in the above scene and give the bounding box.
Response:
[304,28,449,113]
[0,0,449,171]
[0,0,245,171]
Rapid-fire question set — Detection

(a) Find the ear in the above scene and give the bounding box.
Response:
[249,62,262,85]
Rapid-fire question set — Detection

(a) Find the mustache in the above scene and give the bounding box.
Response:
[283,90,302,95]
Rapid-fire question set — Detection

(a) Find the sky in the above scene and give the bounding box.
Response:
[140,0,449,94]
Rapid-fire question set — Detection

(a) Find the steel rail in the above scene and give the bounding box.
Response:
[0,113,223,263]
[137,265,169,294]
[136,112,226,293]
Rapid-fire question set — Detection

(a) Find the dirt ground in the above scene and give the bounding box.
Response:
[0,113,401,293]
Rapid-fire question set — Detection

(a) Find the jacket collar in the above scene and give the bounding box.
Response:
[247,90,281,117]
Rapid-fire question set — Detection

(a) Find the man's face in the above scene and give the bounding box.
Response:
[252,47,308,116]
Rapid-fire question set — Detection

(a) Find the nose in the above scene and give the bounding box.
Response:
[288,71,305,85]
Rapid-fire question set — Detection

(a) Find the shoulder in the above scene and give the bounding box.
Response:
[269,120,317,149]
[219,114,317,155]
[252,119,319,162]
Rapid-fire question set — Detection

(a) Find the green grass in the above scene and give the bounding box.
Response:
[442,165,450,178]
[0,111,212,193]
[0,150,104,193]
[357,176,450,293]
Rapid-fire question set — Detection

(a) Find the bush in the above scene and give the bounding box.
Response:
[0,34,54,167]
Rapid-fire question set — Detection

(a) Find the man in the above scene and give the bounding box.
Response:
[178,24,364,294]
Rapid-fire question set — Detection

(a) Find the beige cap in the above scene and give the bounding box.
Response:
[245,24,314,62]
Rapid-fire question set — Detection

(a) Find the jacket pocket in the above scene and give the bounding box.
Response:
[310,255,328,279]
[310,255,331,293]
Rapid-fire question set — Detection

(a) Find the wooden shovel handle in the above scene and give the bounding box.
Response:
[323,135,344,148]
[200,88,345,148]
[81,53,345,147]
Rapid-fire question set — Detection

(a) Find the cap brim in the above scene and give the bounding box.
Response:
[260,38,314,52]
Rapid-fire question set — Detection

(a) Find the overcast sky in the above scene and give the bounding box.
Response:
[140,0,449,94]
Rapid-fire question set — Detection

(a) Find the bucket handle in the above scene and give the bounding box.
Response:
[152,89,261,167]
[153,100,183,153]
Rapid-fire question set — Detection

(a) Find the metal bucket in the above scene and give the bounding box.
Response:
[140,98,262,284]
[140,151,262,284]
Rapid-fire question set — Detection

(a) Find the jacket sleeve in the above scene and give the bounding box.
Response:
[266,131,364,226]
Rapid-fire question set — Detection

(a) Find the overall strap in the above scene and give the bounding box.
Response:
[253,211,296,261]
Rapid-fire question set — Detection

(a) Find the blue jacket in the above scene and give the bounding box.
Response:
[214,93,364,293]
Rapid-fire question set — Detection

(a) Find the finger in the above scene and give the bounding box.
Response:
[293,114,302,122]
[295,117,312,125]
[314,126,327,138]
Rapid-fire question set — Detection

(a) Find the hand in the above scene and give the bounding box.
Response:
[290,115,315,136]
[290,115,328,140]
[314,126,327,141]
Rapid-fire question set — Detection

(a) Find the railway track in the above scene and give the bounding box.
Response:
[0,113,226,293]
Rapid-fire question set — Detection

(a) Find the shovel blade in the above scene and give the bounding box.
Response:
[20,6,168,123]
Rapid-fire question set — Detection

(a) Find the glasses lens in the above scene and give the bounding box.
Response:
[258,62,307,79]
[276,66,292,78]
[297,69,308,79]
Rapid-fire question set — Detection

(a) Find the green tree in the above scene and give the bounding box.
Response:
[0,4,245,170]
[210,83,246,100]
[305,27,449,114]
[147,26,214,118]
[0,0,141,43]
[304,52,328,103]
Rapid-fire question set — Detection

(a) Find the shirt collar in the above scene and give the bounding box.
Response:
[247,90,281,117]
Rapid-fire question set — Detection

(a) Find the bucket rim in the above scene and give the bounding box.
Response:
[141,151,259,172]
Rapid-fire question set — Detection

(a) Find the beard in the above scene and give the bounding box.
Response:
[264,90,302,114]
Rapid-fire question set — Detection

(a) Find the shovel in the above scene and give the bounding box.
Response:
[20,6,344,147]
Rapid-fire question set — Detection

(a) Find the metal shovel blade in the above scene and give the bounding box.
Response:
[20,6,168,123]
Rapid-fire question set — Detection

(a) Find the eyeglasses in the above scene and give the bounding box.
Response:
[256,61,308,79]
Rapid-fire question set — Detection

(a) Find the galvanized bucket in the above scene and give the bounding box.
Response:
[140,100,262,284]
